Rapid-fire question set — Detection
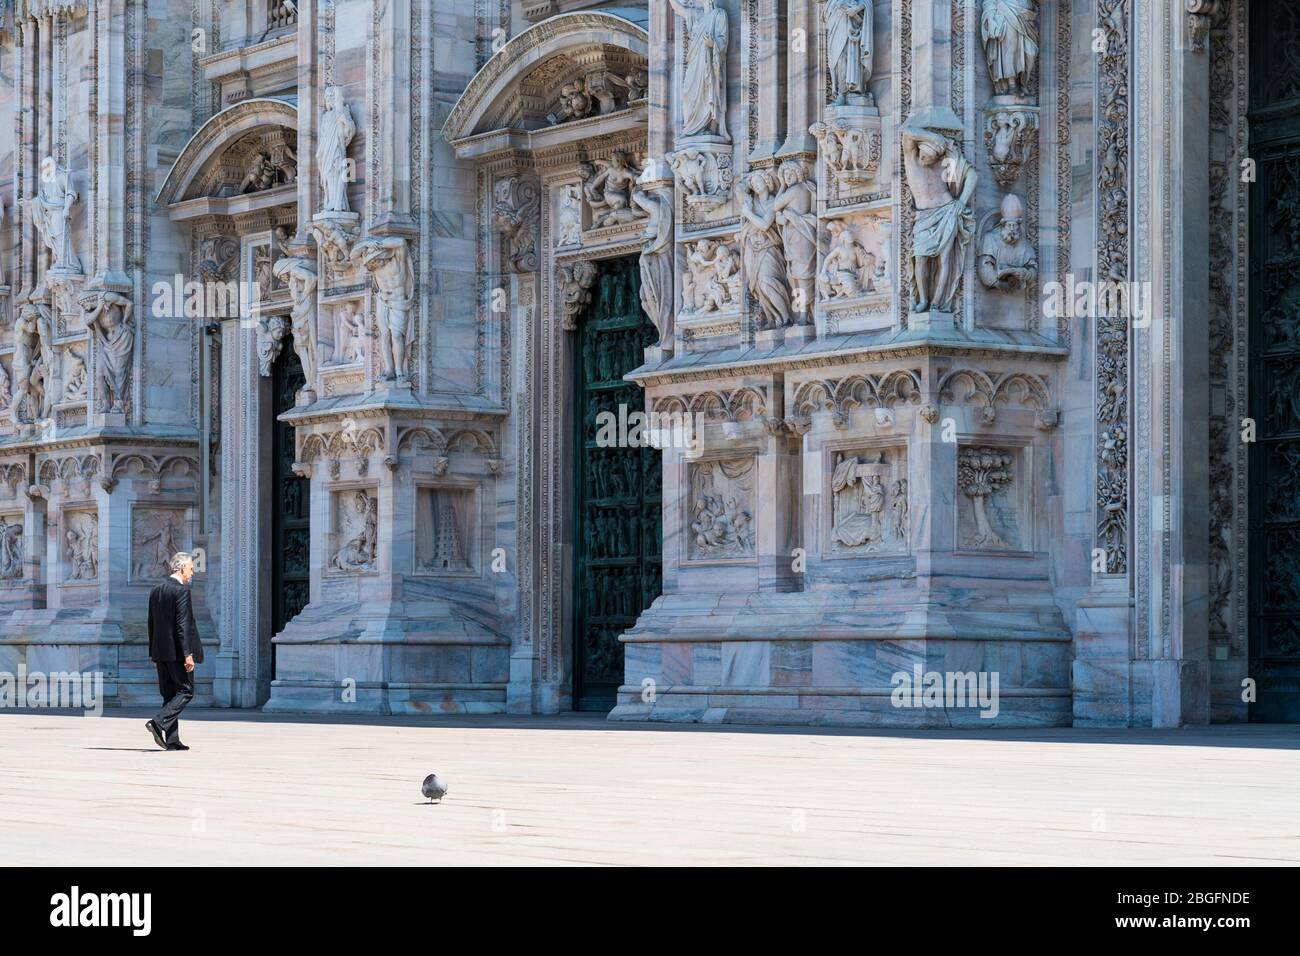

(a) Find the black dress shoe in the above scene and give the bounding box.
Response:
[167,742,190,751]
[145,720,168,750]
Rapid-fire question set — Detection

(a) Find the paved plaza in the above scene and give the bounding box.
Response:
[1,712,1297,866]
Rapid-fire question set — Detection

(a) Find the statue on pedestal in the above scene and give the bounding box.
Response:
[901,117,976,313]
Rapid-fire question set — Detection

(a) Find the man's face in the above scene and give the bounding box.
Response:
[1002,219,1022,244]
[175,559,194,584]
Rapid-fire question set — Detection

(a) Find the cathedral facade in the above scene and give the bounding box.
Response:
[0,0,1293,727]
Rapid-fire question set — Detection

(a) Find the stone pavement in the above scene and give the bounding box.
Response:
[1,711,1297,865]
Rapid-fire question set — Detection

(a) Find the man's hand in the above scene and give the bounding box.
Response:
[184,654,195,673]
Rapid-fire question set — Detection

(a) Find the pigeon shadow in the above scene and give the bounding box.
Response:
[85,747,167,753]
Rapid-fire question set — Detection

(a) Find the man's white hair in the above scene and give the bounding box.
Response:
[168,551,194,574]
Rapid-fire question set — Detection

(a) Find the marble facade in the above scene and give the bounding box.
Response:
[0,1,1273,727]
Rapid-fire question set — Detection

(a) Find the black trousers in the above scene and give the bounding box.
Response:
[153,661,194,746]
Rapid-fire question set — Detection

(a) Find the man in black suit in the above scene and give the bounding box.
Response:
[145,552,203,751]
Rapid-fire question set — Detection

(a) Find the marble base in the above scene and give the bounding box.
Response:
[263,583,510,716]
[609,586,1073,728]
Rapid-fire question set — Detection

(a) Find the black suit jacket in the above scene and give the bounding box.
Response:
[147,579,203,664]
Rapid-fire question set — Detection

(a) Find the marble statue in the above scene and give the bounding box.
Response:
[65,511,99,581]
[133,511,183,581]
[12,300,53,424]
[557,183,584,246]
[81,290,135,414]
[0,516,21,581]
[977,192,1038,291]
[0,200,6,286]
[580,151,644,228]
[774,160,818,321]
[318,86,357,213]
[980,0,1039,98]
[272,256,320,391]
[825,0,875,105]
[740,169,792,328]
[0,358,9,413]
[632,181,676,345]
[901,119,976,313]
[351,236,414,382]
[23,157,79,272]
[331,490,378,572]
[670,0,730,140]
[548,79,593,125]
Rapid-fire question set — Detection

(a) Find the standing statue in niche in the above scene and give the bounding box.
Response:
[81,290,136,414]
[351,236,414,383]
[901,118,976,313]
[825,0,875,105]
[739,169,791,329]
[980,0,1039,99]
[11,300,52,424]
[318,86,357,213]
[773,160,818,323]
[23,157,79,272]
[669,0,730,140]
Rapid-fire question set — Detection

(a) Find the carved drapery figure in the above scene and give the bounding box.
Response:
[977,192,1037,291]
[557,183,584,247]
[902,119,976,313]
[632,182,676,345]
[810,119,882,188]
[818,219,877,299]
[318,86,357,213]
[329,304,367,365]
[774,160,818,322]
[23,158,79,272]
[492,176,539,273]
[12,299,54,424]
[739,169,792,328]
[0,516,21,581]
[63,344,87,401]
[682,238,741,314]
[0,359,10,413]
[133,511,182,581]
[689,460,754,559]
[0,200,7,286]
[558,260,600,331]
[831,455,888,549]
[980,0,1039,98]
[272,256,319,391]
[330,490,378,572]
[580,152,644,228]
[825,0,874,105]
[670,0,730,140]
[65,511,99,581]
[81,290,135,414]
[351,237,415,382]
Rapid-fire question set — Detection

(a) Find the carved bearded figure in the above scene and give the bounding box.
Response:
[826,0,874,104]
[670,0,729,140]
[980,0,1039,98]
[318,86,357,213]
[977,192,1038,291]
[272,256,320,391]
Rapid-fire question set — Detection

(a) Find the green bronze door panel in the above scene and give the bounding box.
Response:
[271,345,310,659]
[573,257,662,711]
[1249,0,1300,721]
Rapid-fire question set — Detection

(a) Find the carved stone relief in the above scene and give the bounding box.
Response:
[0,514,22,582]
[132,508,187,582]
[687,458,755,560]
[830,448,908,554]
[681,238,742,316]
[976,193,1037,291]
[64,510,99,582]
[579,151,646,228]
[957,446,1020,550]
[492,175,539,272]
[329,489,378,573]
[557,260,600,331]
